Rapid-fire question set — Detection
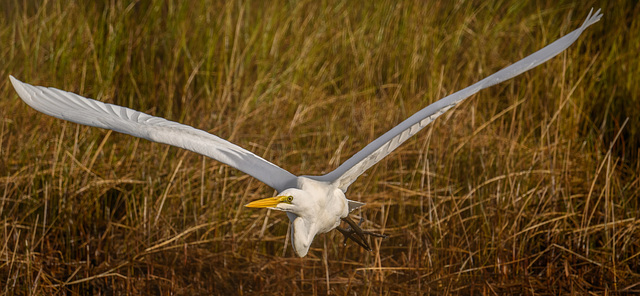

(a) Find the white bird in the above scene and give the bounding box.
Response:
[10,9,601,257]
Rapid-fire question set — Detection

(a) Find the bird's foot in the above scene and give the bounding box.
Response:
[336,216,388,251]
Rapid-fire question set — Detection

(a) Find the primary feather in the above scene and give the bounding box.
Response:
[10,75,298,192]
[309,9,602,191]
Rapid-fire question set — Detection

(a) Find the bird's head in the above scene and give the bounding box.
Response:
[244,189,310,214]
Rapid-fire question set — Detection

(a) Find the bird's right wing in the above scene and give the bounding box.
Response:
[309,9,602,192]
[10,76,298,192]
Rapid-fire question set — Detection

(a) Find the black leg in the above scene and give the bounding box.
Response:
[336,216,388,251]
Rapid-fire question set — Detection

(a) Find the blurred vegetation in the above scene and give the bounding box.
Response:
[1,0,638,294]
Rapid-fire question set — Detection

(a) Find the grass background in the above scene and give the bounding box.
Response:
[1,0,639,294]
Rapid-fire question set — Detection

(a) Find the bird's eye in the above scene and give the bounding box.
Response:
[286,196,293,202]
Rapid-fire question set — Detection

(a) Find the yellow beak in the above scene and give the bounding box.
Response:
[245,196,287,208]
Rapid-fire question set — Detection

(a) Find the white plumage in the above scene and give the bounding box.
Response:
[10,9,601,257]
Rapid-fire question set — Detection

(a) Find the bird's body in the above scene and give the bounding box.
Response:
[281,178,350,257]
[10,9,602,257]
[247,177,365,256]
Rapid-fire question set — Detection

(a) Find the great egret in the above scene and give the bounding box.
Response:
[10,9,601,257]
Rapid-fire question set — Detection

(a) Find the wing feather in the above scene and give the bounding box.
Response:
[309,9,602,191]
[10,76,298,192]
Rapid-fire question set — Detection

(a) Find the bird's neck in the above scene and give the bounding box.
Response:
[289,215,317,257]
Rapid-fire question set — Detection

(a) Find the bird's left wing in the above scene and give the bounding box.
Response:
[309,9,602,192]
[10,76,298,192]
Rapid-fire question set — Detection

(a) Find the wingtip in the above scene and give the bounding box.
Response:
[583,8,603,28]
[9,75,19,86]
[591,8,603,21]
[8,75,33,103]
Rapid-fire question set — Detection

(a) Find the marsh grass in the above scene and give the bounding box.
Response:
[1,0,639,294]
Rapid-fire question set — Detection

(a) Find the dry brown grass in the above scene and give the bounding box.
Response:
[1,0,639,294]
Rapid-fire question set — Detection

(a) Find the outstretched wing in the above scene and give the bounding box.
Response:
[10,76,298,192]
[309,9,602,192]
